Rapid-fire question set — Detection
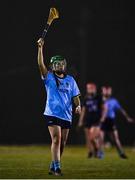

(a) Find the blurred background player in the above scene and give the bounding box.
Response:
[37,38,81,175]
[100,86,134,159]
[78,83,106,158]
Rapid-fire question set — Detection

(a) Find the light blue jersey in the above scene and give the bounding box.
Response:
[105,97,122,119]
[42,72,80,122]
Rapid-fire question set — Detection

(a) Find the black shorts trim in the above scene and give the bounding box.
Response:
[44,115,72,129]
[101,118,117,132]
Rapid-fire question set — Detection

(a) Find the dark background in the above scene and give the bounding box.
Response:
[0,0,135,145]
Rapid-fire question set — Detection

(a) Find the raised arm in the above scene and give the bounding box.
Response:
[37,38,48,77]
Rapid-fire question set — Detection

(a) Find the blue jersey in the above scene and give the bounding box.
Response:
[105,97,122,119]
[42,72,80,122]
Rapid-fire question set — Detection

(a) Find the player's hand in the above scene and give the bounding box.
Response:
[100,118,105,124]
[75,105,81,114]
[76,121,83,132]
[127,117,134,123]
[37,38,44,48]
[99,122,103,129]
[78,121,83,128]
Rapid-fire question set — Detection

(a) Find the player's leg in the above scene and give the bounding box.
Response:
[48,125,62,175]
[89,126,101,157]
[111,130,127,159]
[99,122,108,157]
[94,127,104,158]
[89,127,97,155]
[60,128,70,156]
[84,128,94,158]
[91,126,105,159]
[99,129,105,153]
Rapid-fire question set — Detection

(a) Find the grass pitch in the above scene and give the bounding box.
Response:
[0,145,135,179]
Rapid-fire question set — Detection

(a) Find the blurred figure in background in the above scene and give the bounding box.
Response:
[100,86,134,159]
[78,83,106,158]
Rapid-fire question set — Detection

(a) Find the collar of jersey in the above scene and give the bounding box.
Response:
[54,72,67,79]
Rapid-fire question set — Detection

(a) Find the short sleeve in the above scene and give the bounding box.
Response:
[115,99,122,110]
[41,71,52,84]
[72,78,80,98]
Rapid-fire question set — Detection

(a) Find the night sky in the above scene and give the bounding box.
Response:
[0,0,135,144]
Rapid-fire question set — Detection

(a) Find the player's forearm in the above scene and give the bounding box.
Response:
[79,107,85,123]
[100,105,108,122]
[100,113,106,123]
[73,96,81,108]
[120,109,129,119]
[38,47,48,76]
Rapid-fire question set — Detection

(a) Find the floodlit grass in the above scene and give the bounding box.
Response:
[0,145,135,179]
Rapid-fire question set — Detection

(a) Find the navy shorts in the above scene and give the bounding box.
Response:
[44,115,72,129]
[84,118,100,128]
[101,118,117,132]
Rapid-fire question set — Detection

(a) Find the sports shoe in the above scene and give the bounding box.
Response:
[96,150,104,159]
[48,168,55,175]
[120,153,128,159]
[88,152,93,158]
[54,168,63,176]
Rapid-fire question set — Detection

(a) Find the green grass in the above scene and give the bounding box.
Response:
[0,145,135,179]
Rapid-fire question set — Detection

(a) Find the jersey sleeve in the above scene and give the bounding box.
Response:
[41,71,52,84]
[71,78,80,98]
[115,99,122,110]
